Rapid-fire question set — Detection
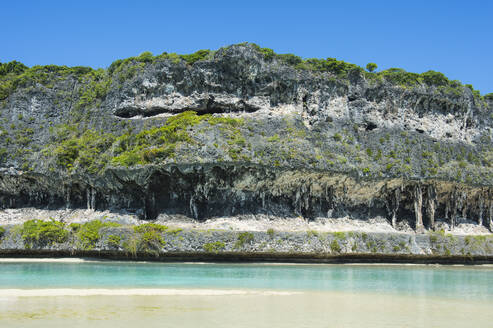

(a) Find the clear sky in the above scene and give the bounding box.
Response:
[1,0,492,94]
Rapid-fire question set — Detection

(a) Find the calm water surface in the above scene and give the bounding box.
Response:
[0,261,492,327]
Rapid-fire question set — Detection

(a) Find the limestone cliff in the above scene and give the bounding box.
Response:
[0,43,492,232]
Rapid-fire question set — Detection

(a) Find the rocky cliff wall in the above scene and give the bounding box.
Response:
[0,43,492,233]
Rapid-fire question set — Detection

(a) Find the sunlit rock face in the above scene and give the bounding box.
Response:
[0,43,492,231]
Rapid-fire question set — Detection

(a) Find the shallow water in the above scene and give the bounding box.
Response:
[0,261,492,327]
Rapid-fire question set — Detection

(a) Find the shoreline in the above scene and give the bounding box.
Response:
[2,220,493,264]
[1,251,493,265]
[1,257,493,267]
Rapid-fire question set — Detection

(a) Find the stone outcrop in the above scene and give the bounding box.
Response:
[0,43,492,236]
[1,165,492,232]
[1,223,492,263]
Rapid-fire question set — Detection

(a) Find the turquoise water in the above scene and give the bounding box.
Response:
[1,261,492,300]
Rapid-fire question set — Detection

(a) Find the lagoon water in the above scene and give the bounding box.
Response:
[0,261,492,327]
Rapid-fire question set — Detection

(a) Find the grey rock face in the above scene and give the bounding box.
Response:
[0,43,492,232]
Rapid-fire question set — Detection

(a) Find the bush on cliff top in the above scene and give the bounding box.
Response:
[2,45,490,100]
[246,43,479,95]
[0,61,103,101]
[180,49,211,65]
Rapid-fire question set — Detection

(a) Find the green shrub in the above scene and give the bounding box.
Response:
[122,236,138,257]
[333,133,342,141]
[180,49,211,65]
[379,68,421,86]
[136,51,154,63]
[139,230,165,254]
[133,223,168,255]
[0,61,28,76]
[330,239,341,253]
[133,223,168,233]
[267,134,280,142]
[203,241,226,253]
[267,228,275,237]
[21,219,69,247]
[234,232,254,249]
[333,232,346,240]
[421,70,448,86]
[76,220,120,250]
[107,234,122,248]
[111,111,206,166]
[277,53,303,66]
[0,226,5,238]
[49,125,115,173]
[307,230,319,238]
[366,63,377,72]
[108,59,124,74]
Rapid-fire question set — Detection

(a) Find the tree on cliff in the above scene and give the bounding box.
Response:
[366,62,378,73]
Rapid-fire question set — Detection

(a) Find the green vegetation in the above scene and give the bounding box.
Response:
[21,219,69,247]
[138,230,165,254]
[42,111,244,172]
[48,126,115,173]
[2,43,490,106]
[234,232,254,249]
[71,220,121,250]
[203,241,226,253]
[180,49,211,65]
[267,228,275,237]
[107,234,122,248]
[112,111,243,167]
[0,226,5,238]
[122,237,139,257]
[330,239,341,253]
[247,43,484,96]
[333,232,346,240]
[133,223,168,255]
[133,223,168,233]
[249,43,360,78]
[2,43,492,185]
[307,230,319,238]
[366,63,377,72]
[0,62,101,101]
[0,61,28,76]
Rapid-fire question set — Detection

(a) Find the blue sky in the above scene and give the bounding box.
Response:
[1,0,492,94]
